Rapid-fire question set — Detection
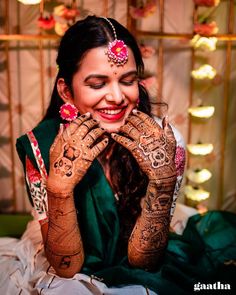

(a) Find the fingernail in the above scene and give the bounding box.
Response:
[81,112,91,118]
[165,115,169,124]
[104,138,109,143]
[132,109,137,114]
[59,123,64,132]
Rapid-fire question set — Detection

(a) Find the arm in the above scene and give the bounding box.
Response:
[111,110,177,270]
[32,113,108,277]
[44,189,84,278]
[127,179,175,270]
[24,154,83,278]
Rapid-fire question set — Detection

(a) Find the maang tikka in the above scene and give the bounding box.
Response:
[101,17,128,67]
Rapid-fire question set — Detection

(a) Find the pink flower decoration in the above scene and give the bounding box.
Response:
[26,157,41,183]
[37,15,55,30]
[59,103,78,121]
[194,21,218,36]
[63,7,80,20]
[107,40,128,66]
[175,146,186,176]
[54,5,80,20]
[129,1,157,19]
[194,0,220,7]
[55,22,69,36]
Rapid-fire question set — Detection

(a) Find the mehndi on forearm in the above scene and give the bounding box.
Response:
[128,178,176,270]
[45,188,84,278]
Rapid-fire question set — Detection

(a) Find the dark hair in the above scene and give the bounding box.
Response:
[43,15,151,243]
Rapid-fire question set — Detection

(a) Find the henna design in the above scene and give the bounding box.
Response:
[112,111,176,182]
[139,218,169,250]
[111,111,179,270]
[45,189,85,277]
[47,114,109,194]
[59,256,71,269]
[54,144,81,177]
[45,115,109,276]
[139,134,170,169]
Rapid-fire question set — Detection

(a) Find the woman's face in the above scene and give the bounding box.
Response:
[70,46,139,132]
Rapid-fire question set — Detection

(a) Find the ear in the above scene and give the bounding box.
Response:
[57,78,74,104]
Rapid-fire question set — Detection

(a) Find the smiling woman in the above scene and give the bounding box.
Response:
[57,47,139,132]
[14,15,186,295]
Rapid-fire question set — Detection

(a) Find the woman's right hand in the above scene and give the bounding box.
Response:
[47,113,109,194]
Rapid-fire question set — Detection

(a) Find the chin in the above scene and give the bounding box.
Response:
[102,125,121,133]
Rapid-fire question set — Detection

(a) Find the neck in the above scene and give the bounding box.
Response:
[98,140,115,164]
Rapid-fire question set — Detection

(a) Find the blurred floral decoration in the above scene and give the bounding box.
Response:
[191,64,216,79]
[194,21,218,36]
[186,1,221,208]
[18,0,41,4]
[37,1,88,36]
[186,168,212,184]
[129,0,157,19]
[188,105,215,119]
[184,185,210,201]
[187,143,214,156]
[190,35,217,51]
[193,0,220,7]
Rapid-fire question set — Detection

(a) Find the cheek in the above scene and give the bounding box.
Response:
[73,88,99,112]
[126,86,139,103]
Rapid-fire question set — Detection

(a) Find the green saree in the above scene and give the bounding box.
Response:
[16,118,236,295]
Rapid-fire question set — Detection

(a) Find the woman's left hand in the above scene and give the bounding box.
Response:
[111,110,177,188]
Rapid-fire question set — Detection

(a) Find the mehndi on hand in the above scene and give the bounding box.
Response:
[111,110,177,192]
[47,113,109,194]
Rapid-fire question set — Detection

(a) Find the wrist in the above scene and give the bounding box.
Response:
[148,175,177,193]
[46,177,73,196]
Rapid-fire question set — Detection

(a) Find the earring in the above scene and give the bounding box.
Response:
[59,102,78,122]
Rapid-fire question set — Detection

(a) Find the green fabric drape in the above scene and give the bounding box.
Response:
[16,118,236,295]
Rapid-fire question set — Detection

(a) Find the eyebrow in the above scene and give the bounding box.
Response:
[84,70,138,82]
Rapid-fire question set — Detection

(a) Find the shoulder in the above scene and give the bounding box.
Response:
[153,116,185,148]
[16,118,61,171]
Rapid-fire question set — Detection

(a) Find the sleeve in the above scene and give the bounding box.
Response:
[25,156,48,222]
[170,124,186,218]
[153,116,186,218]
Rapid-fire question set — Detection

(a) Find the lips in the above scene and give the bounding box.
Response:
[96,106,127,121]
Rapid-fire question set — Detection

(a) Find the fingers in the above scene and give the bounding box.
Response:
[119,122,140,141]
[111,133,137,152]
[73,118,99,139]
[67,112,91,134]
[84,128,106,146]
[126,110,161,133]
[162,116,175,141]
[133,110,159,127]
[90,137,109,158]
[50,124,64,155]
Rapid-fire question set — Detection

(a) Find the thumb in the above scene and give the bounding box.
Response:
[50,124,64,154]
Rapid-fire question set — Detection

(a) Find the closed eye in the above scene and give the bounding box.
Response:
[87,82,106,89]
[120,77,138,86]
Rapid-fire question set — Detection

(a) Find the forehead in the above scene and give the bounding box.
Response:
[77,46,137,77]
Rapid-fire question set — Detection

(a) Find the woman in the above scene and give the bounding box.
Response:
[16,15,185,294]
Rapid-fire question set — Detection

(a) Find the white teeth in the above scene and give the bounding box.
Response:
[99,109,122,115]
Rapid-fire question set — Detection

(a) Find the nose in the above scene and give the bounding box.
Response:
[105,84,124,105]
